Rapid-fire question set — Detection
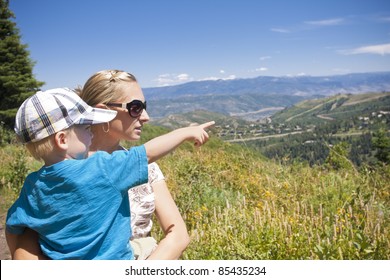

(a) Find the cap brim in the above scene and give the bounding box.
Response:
[76,107,117,125]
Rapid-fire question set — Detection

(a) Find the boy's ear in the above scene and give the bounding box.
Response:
[53,131,68,150]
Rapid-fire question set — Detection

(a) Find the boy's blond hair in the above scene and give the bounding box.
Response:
[26,135,55,161]
[25,128,73,161]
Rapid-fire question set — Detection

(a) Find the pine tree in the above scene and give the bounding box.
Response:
[0,0,44,127]
[372,128,390,164]
[325,142,354,171]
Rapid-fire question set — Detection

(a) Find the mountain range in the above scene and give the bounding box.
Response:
[143,71,390,120]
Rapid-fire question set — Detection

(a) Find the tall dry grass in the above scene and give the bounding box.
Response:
[155,140,389,259]
[1,134,389,259]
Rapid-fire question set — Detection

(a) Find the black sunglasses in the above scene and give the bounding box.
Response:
[106,100,147,118]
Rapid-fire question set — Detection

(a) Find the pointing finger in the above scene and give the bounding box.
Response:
[200,121,215,129]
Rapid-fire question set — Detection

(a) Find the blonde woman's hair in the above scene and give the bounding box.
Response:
[76,70,138,106]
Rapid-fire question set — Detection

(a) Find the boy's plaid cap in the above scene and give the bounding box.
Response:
[15,88,117,143]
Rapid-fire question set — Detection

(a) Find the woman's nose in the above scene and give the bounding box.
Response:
[140,109,150,122]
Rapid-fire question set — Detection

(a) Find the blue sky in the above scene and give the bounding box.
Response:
[9,0,390,90]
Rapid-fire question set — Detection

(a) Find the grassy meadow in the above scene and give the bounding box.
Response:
[1,125,389,259]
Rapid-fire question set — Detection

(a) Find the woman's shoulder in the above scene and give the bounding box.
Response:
[148,162,165,182]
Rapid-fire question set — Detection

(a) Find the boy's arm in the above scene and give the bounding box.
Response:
[6,228,48,260]
[5,230,17,259]
[144,121,215,163]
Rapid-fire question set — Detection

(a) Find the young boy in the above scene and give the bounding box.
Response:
[6,88,214,260]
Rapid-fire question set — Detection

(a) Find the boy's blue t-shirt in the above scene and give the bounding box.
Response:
[6,145,148,260]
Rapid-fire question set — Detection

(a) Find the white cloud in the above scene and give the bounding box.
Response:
[177,73,190,81]
[199,75,236,82]
[255,67,268,72]
[270,28,290,33]
[220,70,225,74]
[155,74,173,86]
[158,73,171,78]
[286,73,308,77]
[379,16,390,22]
[155,72,237,86]
[224,75,236,80]
[259,56,271,61]
[199,76,219,81]
[155,73,193,86]
[339,43,390,55]
[305,18,344,26]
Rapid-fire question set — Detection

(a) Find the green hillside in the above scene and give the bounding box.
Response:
[1,124,389,260]
[150,110,241,130]
[149,92,390,167]
[271,92,390,126]
[244,92,390,166]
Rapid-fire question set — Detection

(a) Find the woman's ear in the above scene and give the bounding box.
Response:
[95,103,108,109]
[53,131,68,151]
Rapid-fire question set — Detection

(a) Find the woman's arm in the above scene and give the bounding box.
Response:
[146,180,190,260]
[6,228,48,260]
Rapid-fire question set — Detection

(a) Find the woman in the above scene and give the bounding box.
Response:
[77,70,190,259]
[8,70,190,260]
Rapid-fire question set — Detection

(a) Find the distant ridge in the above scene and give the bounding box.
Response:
[144,72,390,98]
[151,92,390,130]
[143,72,390,119]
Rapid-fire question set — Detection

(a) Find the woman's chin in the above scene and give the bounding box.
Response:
[131,132,142,140]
